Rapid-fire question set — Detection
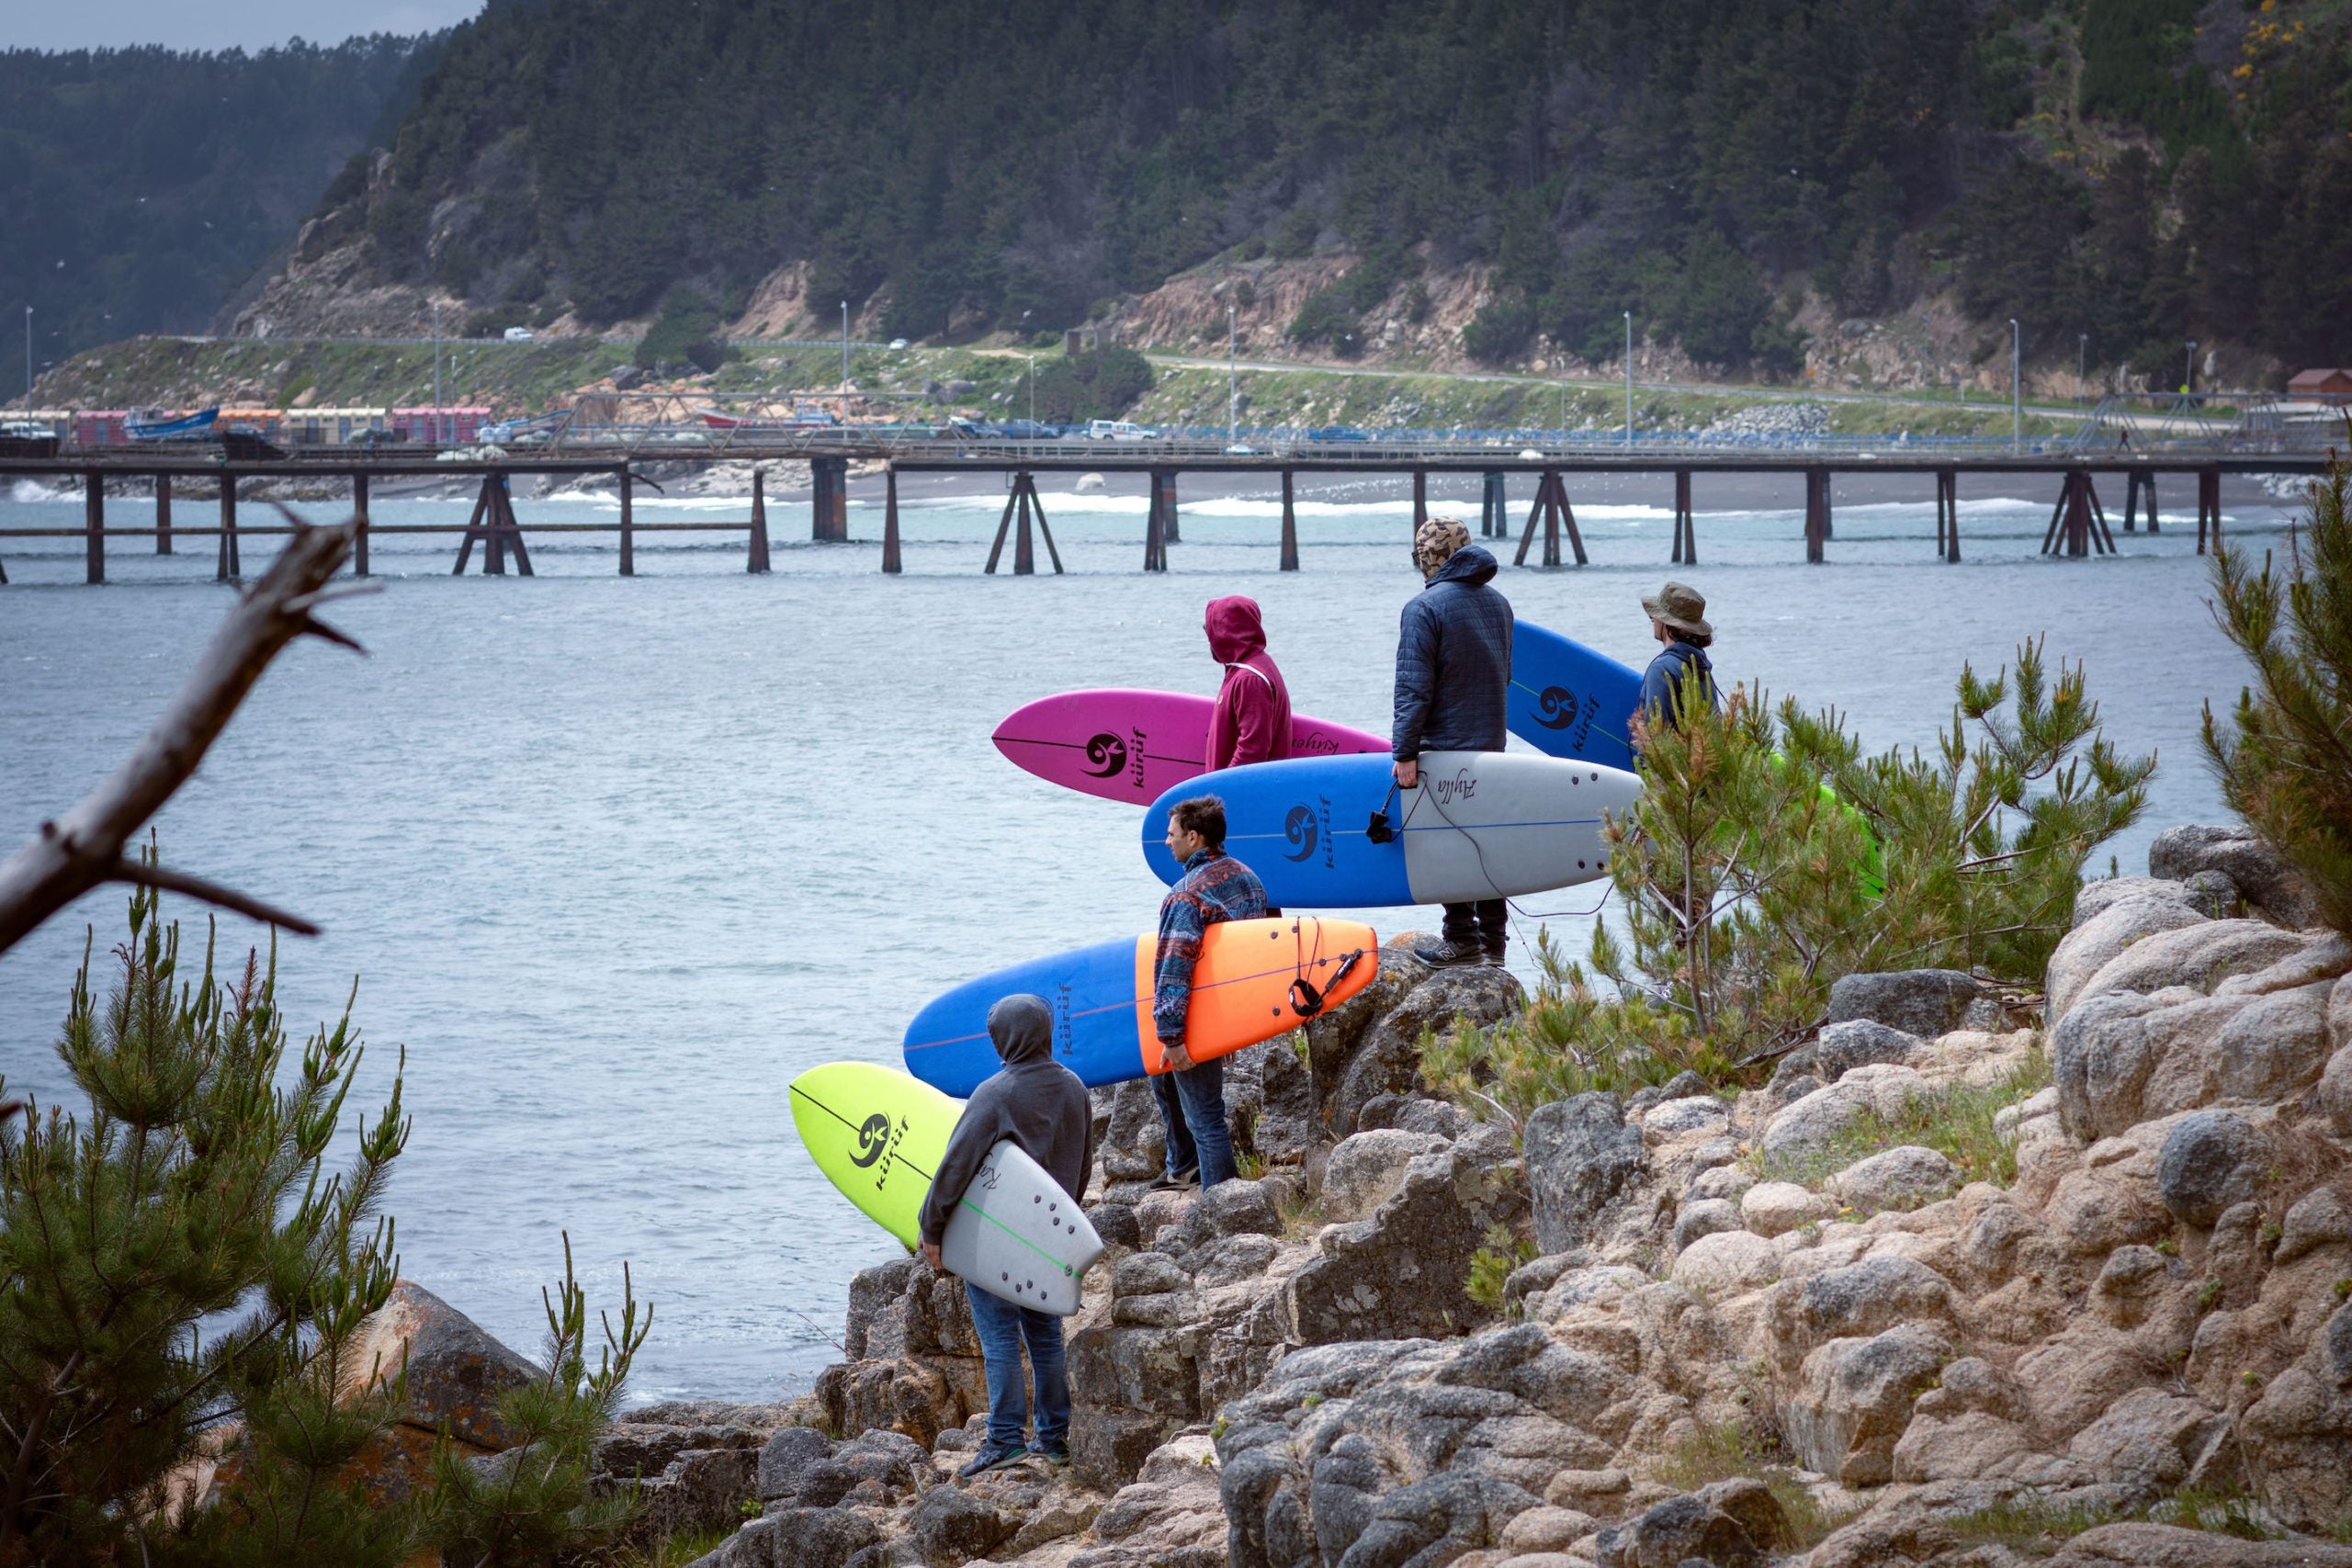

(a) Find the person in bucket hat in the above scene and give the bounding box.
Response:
[1634,580,1719,753]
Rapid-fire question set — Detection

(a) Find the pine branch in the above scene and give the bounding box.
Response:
[0,520,359,953]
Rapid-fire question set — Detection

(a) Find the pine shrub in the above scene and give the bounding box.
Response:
[2203,452,2352,934]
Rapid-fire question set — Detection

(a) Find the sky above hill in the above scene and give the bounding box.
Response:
[8,0,477,50]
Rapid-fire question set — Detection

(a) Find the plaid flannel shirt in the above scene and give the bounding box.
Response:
[1152,849,1268,1043]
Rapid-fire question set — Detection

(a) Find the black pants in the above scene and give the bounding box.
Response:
[1442,899,1508,954]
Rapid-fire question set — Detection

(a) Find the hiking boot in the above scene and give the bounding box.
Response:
[1413,935,1487,968]
[1482,944,1508,967]
[957,1442,1029,1479]
[1148,1166,1200,1191]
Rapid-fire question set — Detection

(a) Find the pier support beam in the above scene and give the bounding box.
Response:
[1480,472,1507,538]
[155,474,173,555]
[352,473,369,576]
[882,468,902,574]
[452,473,531,575]
[1804,469,1829,564]
[1413,468,1428,528]
[618,471,634,576]
[748,468,772,572]
[2041,469,2115,558]
[811,457,849,542]
[2124,468,2159,534]
[1158,469,1180,544]
[2197,467,2222,554]
[85,471,104,584]
[216,476,241,581]
[1143,469,1176,570]
[1936,469,1960,562]
[1514,470,1586,568]
[986,471,1061,576]
[1280,470,1299,571]
[1670,469,1696,564]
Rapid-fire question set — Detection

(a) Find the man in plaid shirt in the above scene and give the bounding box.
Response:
[1150,795,1266,1190]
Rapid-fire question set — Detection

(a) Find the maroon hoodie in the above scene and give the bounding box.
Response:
[1204,595,1293,770]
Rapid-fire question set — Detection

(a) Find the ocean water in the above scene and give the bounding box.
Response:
[0,467,2296,1403]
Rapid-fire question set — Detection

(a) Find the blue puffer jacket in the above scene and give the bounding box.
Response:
[1392,546,1513,759]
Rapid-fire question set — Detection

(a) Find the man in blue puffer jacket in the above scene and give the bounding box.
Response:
[1392,516,1514,967]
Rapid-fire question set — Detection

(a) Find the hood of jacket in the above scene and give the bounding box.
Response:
[1428,545,1499,589]
[988,993,1055,1065]
[1205,595,1268,664]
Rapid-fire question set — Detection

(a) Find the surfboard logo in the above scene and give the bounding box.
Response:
[1283,804,1318,862]
[1535,686,1580,730]
[1430,768,1479,807]
[849,1111,894,1168]
[1082,732,1127,778]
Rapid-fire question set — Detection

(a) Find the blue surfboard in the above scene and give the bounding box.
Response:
[1141,750,1640,910]
[1509,620,1644,773]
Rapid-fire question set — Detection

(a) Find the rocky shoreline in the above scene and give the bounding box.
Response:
[344,821,2352,1566]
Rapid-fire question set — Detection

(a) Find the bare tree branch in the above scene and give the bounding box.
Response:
[0,519,359,954]
[104,857,320,937]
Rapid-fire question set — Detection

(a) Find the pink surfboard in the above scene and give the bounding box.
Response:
[992,689,1388,806]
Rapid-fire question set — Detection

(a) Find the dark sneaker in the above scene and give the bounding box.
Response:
[1482,945,1508,967]
[957,1442,1029,1479]
[1413,935,1487,968]
[1148,1166,1200,1191]
[1036,1442,1071,1469]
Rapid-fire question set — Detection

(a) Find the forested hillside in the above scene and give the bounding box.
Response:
[0,37,438,378]
[300,0,2352,376]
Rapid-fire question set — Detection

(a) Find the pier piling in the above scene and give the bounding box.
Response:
[155,475,172,555]
[618,471,635,576]
[882,468,901,574]
[1280,470,1299,570]
[1936,470,1960,562]
[1480,472,1507,538]
[2124,468,2159,534]
[749,469,772,572]
[1804,469,1829,564]
[352,473,369,575]
[2197,467,2222,554]
[1515,470,1585,568]
[216,476,240,581]
[1413,468,1428,527]
[1670,469,1696,564]
[811,457,849,542]
[85,471,104,584]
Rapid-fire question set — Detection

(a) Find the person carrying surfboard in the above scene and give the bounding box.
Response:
[1394,516,1515,967]
[1204,594,1293,771]
[1634,581,1720,753]
[916,993,1092,1476]
[1152,795,1268,1190]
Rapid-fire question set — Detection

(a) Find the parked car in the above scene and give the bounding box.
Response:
[888,337,910,350]
[350,427,408,448]
[996,419,1060,439]
[1086,419,1159,440]
[503,326,536,342]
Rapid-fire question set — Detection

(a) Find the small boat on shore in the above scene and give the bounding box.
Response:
[697,405,841,430]
[126,406,220,441]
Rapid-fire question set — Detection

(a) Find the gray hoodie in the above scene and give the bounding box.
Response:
[917,994,1095,1246]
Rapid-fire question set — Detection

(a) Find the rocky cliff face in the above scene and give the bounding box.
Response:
[665,830,2352,1568]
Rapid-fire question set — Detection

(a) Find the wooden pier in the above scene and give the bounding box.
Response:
[0,445,2324,585]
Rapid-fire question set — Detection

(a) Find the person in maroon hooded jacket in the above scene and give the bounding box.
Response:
[1204,595,1292,771]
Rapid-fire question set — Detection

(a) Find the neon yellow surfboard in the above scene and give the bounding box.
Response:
[788,1061,965,1250]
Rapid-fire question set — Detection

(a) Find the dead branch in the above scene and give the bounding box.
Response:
[0,519,362,954]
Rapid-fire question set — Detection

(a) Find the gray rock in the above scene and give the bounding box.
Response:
[1303,939,1434,1134]
[2150,823,2324,929]
[1285,1124,1528,1344]
[755,1425,831,1502]
[1830,1145,1962,1213]
[1813,1020,1931,1081]
[2324,1045,2352,1139]
[1642,1095,1729,1141]
[1761,1065,1928,1163]
[1593,1490,1765,1567]
[616,1446,758,1543]
[1322,1129,1453,1223]
[348,1280,546,1451]
[2183,868,2244,919]
[2052,987,2251,1142]
[2075,919,2317,1017]
[1790,1256,1955,1346]
[2213,980,2335,1103]
[908,1484,1014,1566]
[1524,1093,1647,1254]
[1195,1177,1282,1237]
[1102,1078,1168,1181]
[2156,1111,2267,1227]
[1322,964,1527,1138]
[693,1506,881,1568]
[2046,893,2213,1024]
[1394,1097,1463,1137]
[2277,1186,2352,1264]
[1188,1231,1281,1287]
[2045,1521,2352,1566]
[1672,1198,1744,1253]
[1332,1470,1541,1568]
[1113,1251,1192,1297]
[1826,970,1984,1041]
[1626,1070,1711,1115]
[1783,1324,1949,1484]
[1087,1201,1142,1250]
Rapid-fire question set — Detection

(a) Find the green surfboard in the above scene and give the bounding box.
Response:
[788,1061,965,1249]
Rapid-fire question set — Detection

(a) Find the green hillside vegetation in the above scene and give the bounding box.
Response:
[333,0,2351,378]
[0,38,439,378]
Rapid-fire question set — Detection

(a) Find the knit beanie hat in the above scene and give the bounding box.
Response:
[1412,515,1470,579]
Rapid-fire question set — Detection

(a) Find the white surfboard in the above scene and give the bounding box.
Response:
[1393,750,1644,906]
[940,1138,1104,1315]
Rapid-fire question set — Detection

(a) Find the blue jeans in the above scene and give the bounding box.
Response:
[963,1280,1069,1451]
[1151,1053,1238,1188]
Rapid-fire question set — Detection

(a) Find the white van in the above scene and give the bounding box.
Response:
[503,326,536,342]
[1086,419,1158,441]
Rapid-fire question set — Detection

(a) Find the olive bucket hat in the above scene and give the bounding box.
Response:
[1641,580,1713,639]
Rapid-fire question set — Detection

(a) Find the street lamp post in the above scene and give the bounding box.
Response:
[22,306,30,412]
[433,300,443,445]
[842,302,850,389]
[1227,300,1238,446]
[1027,355,1036,428]
[2078,333,2088,408]
[2008,318,2021,454]
[2185,341,2197,397]
[1623,311,1633,446]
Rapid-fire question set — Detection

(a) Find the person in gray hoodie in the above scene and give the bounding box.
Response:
[919,993,1092,1476]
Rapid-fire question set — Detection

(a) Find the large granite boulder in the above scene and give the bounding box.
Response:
[1304,942,1523,1136]
[1826,968,1987,1041]
[2149,822,2324,930]
[1523,1092,1647,1254]
[345,1280,545,1452]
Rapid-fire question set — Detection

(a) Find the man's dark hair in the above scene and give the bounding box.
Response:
[1170,795,1227,847]
[1668,626,1713,649]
